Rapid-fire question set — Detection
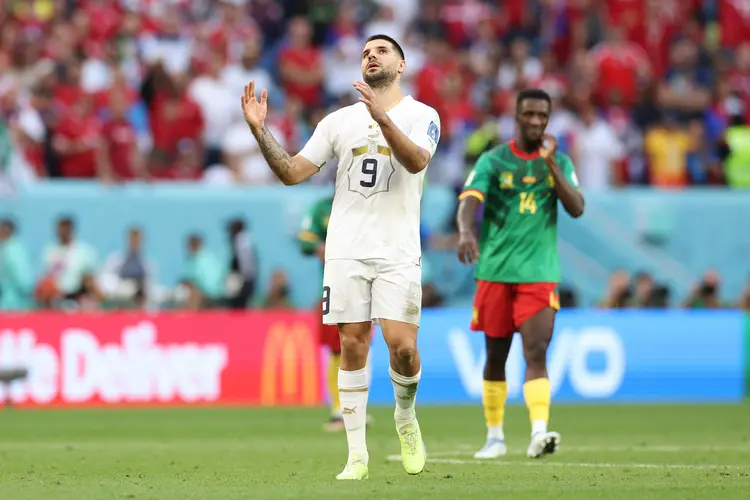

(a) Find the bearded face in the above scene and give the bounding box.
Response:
[360,39,404,89]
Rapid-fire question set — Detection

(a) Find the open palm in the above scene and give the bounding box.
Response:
[241,81,268,132]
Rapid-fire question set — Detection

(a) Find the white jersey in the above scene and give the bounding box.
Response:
[298,96,440,263]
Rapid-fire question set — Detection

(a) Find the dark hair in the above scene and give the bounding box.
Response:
[57,216,74,228]
[516,88,552,112]
[228,218,246,234]
[365,34,405,61]
[0,218,15,232]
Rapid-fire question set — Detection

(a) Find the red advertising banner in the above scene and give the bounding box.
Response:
[0,312,323,407]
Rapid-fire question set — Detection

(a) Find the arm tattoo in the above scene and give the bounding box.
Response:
[256,125,295,183]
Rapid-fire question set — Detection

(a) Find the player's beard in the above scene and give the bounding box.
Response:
[363,66,397,89]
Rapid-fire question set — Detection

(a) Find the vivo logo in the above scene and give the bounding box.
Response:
[448,327,626,399]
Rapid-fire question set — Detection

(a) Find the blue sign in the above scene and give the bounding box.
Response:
[367,309,746,404]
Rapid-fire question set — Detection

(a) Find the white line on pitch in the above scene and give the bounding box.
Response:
[386,455,747,470]
[423,444,750,457]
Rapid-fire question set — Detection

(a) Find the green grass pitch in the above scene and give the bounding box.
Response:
[1,404,749,499]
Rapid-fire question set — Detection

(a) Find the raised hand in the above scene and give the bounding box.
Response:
[241,81,268,134]
[539,134,557,162]
[353,80,387,124]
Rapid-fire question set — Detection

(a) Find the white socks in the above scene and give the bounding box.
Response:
[532,420,548,436]
[338,368,369,463]
[488,425,504,440]
[389,366,421,430]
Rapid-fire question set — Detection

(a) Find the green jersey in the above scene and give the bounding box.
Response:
[298,197,333,257]
[460,142,579,283]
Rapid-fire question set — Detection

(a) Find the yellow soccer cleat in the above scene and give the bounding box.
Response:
[397,421,426,475]
[336,455,369,480]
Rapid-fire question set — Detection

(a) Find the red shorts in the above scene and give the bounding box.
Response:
[470,281,560,338]
[319,300,341,353]
[319,323,341,353]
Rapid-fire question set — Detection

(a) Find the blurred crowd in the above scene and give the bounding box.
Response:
[597,268,750,310]
[0,215,266,311]
[1,212,748,312]
[0,214,452,311]
[0,0,749,193]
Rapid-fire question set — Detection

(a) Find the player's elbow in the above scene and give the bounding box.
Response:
[404,163,426,174]
[280,170,308,186]
[567,202,585,218]
[405,157,430,174]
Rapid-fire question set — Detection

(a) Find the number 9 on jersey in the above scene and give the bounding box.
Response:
[348,153,394,198]
[360,158,378,188]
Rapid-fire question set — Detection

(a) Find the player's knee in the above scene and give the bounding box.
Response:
[486,344,507,366]
[523,338,549,368]
[339,331,369,355]
[390,340,418,363]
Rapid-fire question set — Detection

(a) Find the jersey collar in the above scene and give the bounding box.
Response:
[509,140,540,161]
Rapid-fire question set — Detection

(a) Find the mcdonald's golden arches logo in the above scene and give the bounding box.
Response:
[261,322,320,406]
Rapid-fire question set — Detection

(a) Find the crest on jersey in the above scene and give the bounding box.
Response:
[546,174,555,187]
[427,121,439,144]
[500,172,513,189]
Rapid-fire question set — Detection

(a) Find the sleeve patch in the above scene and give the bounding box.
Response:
[427,121,440,144]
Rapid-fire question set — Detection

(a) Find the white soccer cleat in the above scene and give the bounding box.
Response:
[527,431,560,458]
[336,453,369,480]
[474,437,507,459]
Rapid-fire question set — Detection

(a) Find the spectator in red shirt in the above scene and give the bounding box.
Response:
[102,90,145,181]
[416,36,461,110]
[278,17,324,107]
[52,94,112,181]
[589,27,651,107]
[83,0,124,46]
[437,70,476,141]
[148,72,204,173]
[54,57,87,112]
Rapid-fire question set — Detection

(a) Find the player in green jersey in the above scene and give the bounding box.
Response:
[298,196,374,432]
[456,88,584,460]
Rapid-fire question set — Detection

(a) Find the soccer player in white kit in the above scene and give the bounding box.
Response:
[241,34,441,480]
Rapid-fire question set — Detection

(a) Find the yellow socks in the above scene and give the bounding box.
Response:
[327,354,341,417]
[482,380,508,438]
[523,377,551,435]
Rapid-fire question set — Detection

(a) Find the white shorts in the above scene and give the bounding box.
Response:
[322,259,422,326]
